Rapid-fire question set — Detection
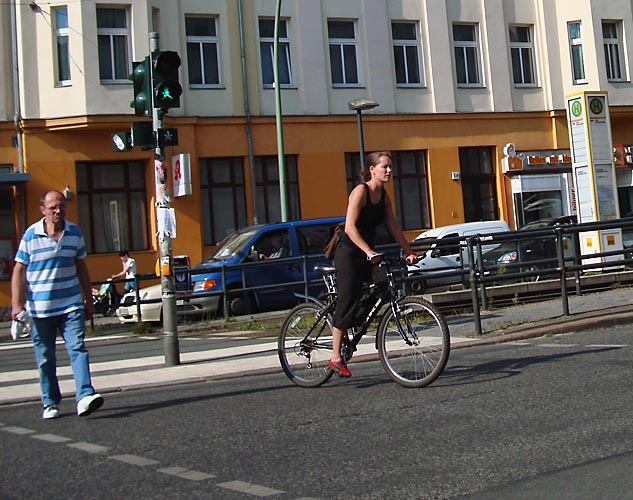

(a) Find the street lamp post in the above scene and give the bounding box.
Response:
[348,98,379,167]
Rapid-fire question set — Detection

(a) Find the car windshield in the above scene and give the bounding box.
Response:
[203,229,258,262]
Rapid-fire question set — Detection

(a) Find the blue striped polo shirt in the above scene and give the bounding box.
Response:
[15,218,87,318]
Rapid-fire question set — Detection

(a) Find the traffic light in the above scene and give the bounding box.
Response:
[129,56,152,116]
[153,51,182,110]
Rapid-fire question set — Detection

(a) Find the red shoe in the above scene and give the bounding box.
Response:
[327,359,351,378]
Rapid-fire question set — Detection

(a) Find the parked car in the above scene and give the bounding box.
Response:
[407,220,511,293]
[482,215,578,282]
[116,217,345,323]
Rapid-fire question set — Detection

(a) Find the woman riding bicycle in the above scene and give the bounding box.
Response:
[329,152,418,377]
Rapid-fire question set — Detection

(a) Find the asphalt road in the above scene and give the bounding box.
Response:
[1,324,632,500]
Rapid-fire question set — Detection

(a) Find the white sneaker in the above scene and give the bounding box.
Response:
[43,405,59,419]
[77,393,104,417]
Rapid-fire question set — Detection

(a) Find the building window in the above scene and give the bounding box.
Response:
[76,161,149,254]
[53,6,70,85]
[509,25,536,86]
[200,158,247,245]
[568,22,586,83]
[97,7,130,82]
[603,21,624,81]
[328,20,359,86]
[259,18,292,87]
[392,22,423,86]
[256,156,300,223]
[459,147,498,222]
[453,23,482,87]
[391,151,430,230]
[345,152,363,195]
[185,16,220,87]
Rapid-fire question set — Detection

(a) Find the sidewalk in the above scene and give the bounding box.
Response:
[1,286,632,406]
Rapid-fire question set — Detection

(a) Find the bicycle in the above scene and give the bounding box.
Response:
[278,256,450,388]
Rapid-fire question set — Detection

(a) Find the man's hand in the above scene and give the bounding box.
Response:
[84,300,94,321]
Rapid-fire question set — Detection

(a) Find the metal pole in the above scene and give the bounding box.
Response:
[274,0,288,221]
[150,32,180,366]
[356,109,365,167]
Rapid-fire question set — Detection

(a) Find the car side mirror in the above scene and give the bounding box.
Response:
[431,248,441,258]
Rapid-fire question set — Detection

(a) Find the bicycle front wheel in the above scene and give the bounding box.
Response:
[376,297,450,388]
[278,303,335,388]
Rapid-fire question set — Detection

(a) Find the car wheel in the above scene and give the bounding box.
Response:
[227,292,255,316]
[521,265,541,282]
[407,278,426,295]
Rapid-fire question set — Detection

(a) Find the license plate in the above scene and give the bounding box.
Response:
[176,299,184,306]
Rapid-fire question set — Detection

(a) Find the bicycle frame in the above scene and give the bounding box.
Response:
[302,258,408,358]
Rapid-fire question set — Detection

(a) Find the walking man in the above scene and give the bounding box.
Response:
[11,190,103,419]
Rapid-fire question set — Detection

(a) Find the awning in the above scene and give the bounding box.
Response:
[0,172,29,187]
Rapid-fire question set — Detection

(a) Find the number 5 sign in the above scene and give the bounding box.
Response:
[172,153,191,197]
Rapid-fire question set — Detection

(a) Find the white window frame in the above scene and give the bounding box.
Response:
[603,20,626,82]
[452,23,483,87]
[96,7,131,84]
[185,16,221,88]
[509,25,537,87]
[391,21,424,87]
[327,20,360,87]
[568,21,587,84]
[259,18,292,88]
[53,6,71,86]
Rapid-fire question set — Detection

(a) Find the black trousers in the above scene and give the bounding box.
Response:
[333,243,370,330]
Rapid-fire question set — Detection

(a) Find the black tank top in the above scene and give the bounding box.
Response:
[340,183,386,250]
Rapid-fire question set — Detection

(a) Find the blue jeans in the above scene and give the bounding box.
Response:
[31,309,96,407]
[123,281,135,294]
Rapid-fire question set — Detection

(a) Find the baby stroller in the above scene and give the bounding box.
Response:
[92,280,121,317]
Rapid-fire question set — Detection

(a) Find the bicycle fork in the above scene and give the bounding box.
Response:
[390,300,420,346]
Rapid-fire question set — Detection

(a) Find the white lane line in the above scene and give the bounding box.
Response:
[537,343,579,348]
[67,442,109,454]
[110,454,160,466]
[157,466,214,481]
[1,426,35,435]
[586,344,628,348]
[217,480,285,497]
[32,433,72,443]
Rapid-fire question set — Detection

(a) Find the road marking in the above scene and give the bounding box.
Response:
[158,466,214,480]
[1,426,35,435]
[32,433,72,443]
[110,454,160,466]
[586,344,628,348]
[67,442,109,454]
[537,343,578,348]
[217,480,285,496]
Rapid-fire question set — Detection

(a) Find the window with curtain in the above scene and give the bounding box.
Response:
[259,18,292,87]
[327,20,359,86]
[53,6,70,85]
[453,23,482,86]
[97,7,130,82]
[255,156,300,223]
[392,21,423,86]
[76,161,148,254]
[185,16,220,87]
[199,157,247,245]
[509,25,537,86]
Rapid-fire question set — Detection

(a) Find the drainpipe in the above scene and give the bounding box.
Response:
[10,0,24,174]
[238,0,258,225]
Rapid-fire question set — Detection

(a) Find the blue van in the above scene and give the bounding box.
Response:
[188,217,345,316]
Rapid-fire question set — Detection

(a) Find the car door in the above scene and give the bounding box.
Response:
[245,228,299,310]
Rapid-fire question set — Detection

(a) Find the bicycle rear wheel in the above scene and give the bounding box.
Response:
[278,302,335,388]
[376,297,450,388]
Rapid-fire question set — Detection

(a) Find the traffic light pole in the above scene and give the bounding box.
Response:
[150,32,180,366]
